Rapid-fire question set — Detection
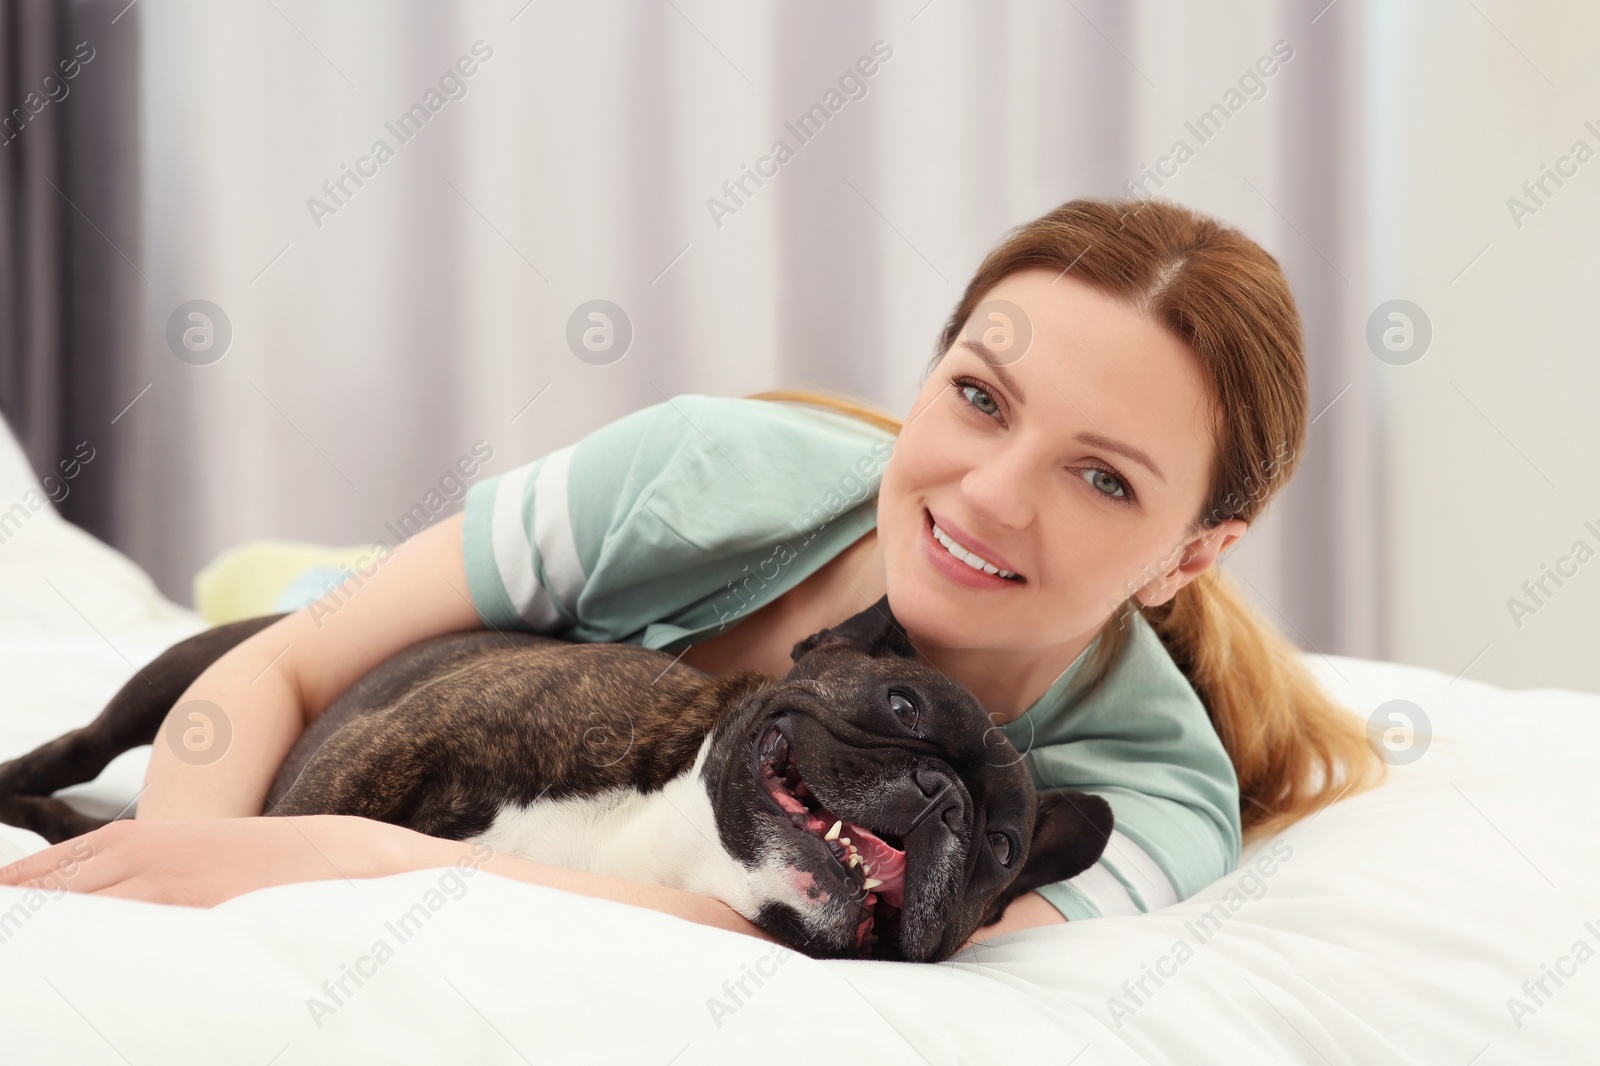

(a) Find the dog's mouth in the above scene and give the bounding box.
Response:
[755,718,907,955]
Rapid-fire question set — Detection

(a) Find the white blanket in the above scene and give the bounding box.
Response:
[1,415,1595,1065]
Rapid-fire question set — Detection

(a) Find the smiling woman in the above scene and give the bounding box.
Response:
[752,198,1389,856]
[2,197,1384,956]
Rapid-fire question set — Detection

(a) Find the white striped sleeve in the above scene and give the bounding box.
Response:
[471,445,590,632]
[1038,829,1181,920]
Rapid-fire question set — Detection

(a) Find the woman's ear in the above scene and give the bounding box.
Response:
[1136,518,1248,608]
[789,594,918,664]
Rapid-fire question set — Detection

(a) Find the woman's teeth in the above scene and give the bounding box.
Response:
[932,521,1018,579]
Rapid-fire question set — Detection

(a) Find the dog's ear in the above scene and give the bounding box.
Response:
[789,594,918,664]
[982,789,1115,925]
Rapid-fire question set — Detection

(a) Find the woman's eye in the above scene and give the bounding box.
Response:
[888,692,920,730]
[987,832,1014,866]
[960,383,1000,416]
[1082,467,1129,500]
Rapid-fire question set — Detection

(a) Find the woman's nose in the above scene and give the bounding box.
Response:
[961,450,1036,530]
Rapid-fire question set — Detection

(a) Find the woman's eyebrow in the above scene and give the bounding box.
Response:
[1075,430,1166,484]
[958,339,1028,402]
[959,338,1167,485]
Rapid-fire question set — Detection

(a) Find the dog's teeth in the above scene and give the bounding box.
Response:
[840,837,851,847]
[825,821,841,841]
[863,878,883,890]
[849,854,862,868]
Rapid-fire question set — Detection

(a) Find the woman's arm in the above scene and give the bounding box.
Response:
[0,816,779,942]
[0,815,1055,949]
[963,891,1067,948]
[138,511,483,820]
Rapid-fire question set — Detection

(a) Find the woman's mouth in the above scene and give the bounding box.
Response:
[922,508,1024,588]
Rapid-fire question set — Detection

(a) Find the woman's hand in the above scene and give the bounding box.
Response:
[0,815,441,907]
[0,816,781,945]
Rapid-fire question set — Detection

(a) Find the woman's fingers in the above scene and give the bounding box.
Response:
[0,824,114,892]
[0,815,448,908]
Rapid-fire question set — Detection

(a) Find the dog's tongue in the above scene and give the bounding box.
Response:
[768,778,907,908]
[802,807,906,908]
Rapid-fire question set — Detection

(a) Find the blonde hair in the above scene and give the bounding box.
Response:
[746,197,1387,845]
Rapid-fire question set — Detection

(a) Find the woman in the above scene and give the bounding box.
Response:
[0,198,1386,945]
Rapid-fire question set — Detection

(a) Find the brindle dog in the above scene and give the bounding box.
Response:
[0,596,1112,961]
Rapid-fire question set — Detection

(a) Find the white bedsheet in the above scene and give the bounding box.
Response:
[1,416,1596,1065]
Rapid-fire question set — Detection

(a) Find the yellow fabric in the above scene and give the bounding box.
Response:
[192,540,386,625]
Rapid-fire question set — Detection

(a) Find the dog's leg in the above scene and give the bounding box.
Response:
[0,613,289,843]
[0,794,112,843]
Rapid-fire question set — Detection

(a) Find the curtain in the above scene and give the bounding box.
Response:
[0,0,141,550]
[0,0,1382,660]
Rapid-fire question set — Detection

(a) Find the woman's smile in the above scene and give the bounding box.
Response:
[921,507,1026,590]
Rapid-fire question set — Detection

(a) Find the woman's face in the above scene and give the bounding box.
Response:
[878,267,1243,654]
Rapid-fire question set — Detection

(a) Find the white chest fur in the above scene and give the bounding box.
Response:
[470,736,791,919]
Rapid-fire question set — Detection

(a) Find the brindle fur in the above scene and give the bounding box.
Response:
[0,616,775,843]
[0,600,1114,962]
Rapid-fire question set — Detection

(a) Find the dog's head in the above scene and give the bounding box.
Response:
[699,595,1113,962]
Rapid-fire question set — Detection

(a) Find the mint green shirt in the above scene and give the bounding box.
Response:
[461,393,1242,920]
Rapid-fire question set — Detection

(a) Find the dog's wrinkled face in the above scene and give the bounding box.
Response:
[698,595,1113,962]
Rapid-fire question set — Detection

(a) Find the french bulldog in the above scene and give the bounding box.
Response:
[0,595,1112,961]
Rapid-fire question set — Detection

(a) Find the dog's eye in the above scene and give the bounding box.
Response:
[887,691,920,731]
[987,832,1014,866]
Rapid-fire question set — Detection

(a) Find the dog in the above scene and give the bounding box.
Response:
[0,595,1112,962]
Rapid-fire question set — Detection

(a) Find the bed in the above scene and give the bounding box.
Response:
[1,416,1594,1065]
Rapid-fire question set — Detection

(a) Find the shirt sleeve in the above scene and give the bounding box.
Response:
[459,392,894,644]
[1012,615,1243,922]
[460,394,683,636]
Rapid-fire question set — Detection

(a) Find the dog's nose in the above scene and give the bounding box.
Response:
[910,768,970,834]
